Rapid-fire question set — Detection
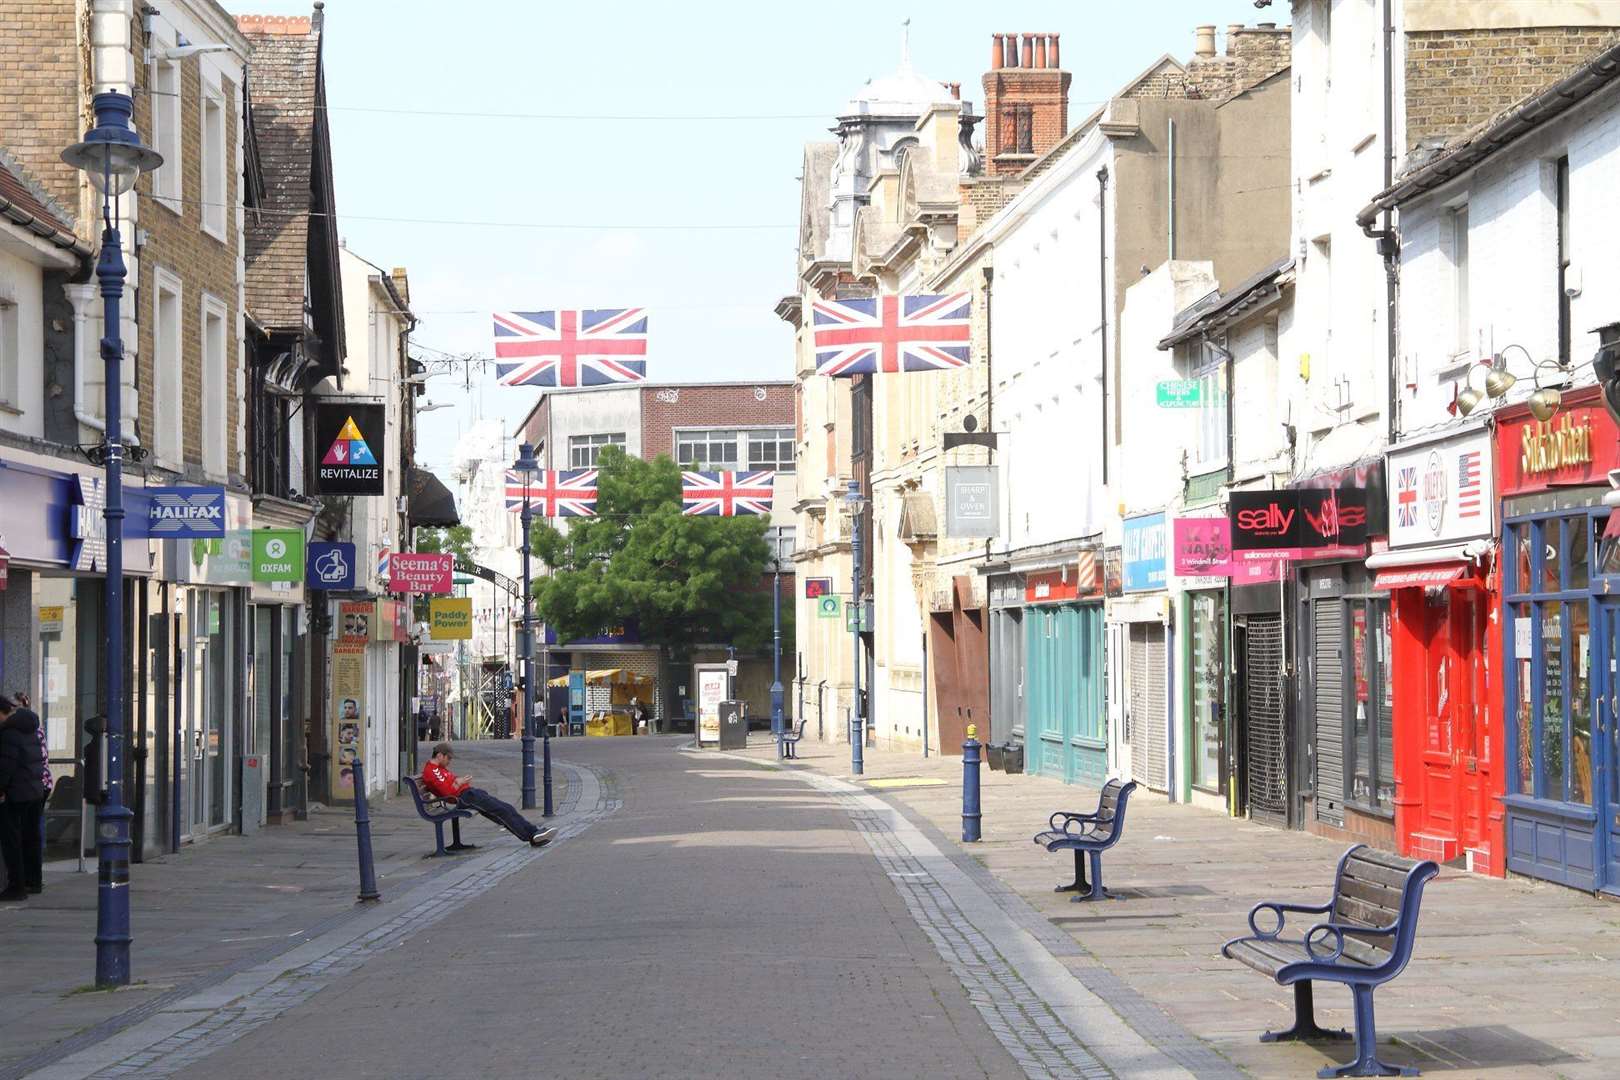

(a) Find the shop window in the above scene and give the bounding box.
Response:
[567,432,625,468]
[1514,600,1533,794]
[1570,602,1593,805]
[1542,518,1563,593]
[1190,592,1223,791]
[1515,523,1532,593]
[1569,515,1591,592]
[1541,600,1565,801]
[1347,597,1394,810]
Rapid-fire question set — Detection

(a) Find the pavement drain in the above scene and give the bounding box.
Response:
[12,763,620,1080]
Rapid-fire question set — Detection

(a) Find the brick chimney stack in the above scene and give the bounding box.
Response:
[981,32,1071,175]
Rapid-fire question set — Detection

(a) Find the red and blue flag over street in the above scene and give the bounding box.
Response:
[504,468,599,517]
[493,309,649,387]
[811,292,970,377]
[681,471,775,516]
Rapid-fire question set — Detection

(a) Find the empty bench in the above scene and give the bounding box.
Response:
[780,717,808,759]
[1032,778,1136,901]
[403,776,477,858]
[1222,844,1439,1078]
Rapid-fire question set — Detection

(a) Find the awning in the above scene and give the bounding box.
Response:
[407,466,459,526]
[1373,563,1467,590]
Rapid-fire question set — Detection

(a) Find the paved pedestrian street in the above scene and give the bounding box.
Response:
[6,736,1619,1079]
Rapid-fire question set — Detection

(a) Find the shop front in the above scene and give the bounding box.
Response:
[1172,513,1231,810]
[1111,514,1170,793]
[988,572,1026,753]
[1371,427,1501,874]
[1021,553,1105,786]
[1498,393,1620,892]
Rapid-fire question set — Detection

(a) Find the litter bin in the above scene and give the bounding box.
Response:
[985,742,1005,771]
[1003,742,1025,774]
[718,700,748,749]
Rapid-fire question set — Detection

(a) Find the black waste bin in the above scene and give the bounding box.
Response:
[718,700,748,749]
[1003,742,1025,774]
[985,742,1005,771]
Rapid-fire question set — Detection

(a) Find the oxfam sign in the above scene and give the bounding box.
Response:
[251,528,305,583]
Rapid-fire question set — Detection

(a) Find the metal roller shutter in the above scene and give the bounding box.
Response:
[1314,600,1345,826]
[1131,624,1169,792]
[1145,625,1168,792]
[1245,615,1288,827]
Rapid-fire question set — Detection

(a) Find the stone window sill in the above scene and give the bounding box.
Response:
[0,399,23,417]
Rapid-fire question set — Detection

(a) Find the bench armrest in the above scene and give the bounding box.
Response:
[1247,899,1332,939]
[1303,919,1398,962]
[1049,810,1114,831]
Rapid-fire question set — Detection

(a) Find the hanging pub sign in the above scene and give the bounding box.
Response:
[1387,430,1495,548]
[314,402,385,495]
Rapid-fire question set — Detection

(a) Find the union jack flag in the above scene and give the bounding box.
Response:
[493,309,649,388]
[812,293,971,377]
[1395,466,1419,528]
[681,470,775,517]
[504,469,599,517]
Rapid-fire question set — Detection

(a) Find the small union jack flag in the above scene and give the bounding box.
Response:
[1395,466,1419,528]
[812,293,971,377]
[493,309,649,388]
[681,470,775,516]
[504,469,598,517]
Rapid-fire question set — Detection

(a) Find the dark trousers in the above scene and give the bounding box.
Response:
[457,787,539,842]
[0,799,45,892]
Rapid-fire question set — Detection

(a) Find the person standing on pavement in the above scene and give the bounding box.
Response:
[422,742,556,847]
[0,694,48,900]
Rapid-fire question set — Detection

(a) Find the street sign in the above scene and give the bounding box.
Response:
[804,577,832,599]
[1155,379,1202,407]
[816,595,841,619]
[845,600,870,632]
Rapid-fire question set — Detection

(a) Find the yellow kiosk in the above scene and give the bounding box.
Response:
[548,668,655,736]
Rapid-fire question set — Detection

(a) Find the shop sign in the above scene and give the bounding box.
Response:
[1388,431,1494,547]
[339,599,373,642]
[314,402,385,495]
[1173,517,1233,577]
[306,541,357,590]
[1122,512,1168,592]
[371,598,408,643]
[945,466,998,538]
[69,474,106,573]
[250,528,304,583]
[816,595,840,618]
[1155,379,1202,408]
[38,605,64,635]
[330,640,367,797]
[145,485,226,539]
[803,577,832,599]
[1103,546,1123,597]
[1229,488,1371,557]
[1496,403,1620,497]
[388,552,453,594]
[429,597,472,640]
[197,531,253,585]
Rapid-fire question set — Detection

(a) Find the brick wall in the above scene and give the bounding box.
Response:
[1183,27,1292,101]
[132,27,242,480]
[1407,26,1620,149]
[0,2,85,219]
[639,384,794,462]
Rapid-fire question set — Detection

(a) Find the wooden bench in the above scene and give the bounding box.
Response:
[1222,844,1439,1078]
[403,776,477,858]
[779,717,808,758]
[1031,779,1136,901]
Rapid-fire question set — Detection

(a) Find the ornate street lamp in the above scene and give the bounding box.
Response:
[514,443,538,810]
[61,91,163,989]
[845,481,867,776]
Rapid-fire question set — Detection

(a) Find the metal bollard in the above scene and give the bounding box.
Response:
[352,759,381,902]
[542,730,554,818]
[962,724,982,843]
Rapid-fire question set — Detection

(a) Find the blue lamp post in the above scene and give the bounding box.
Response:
[61,92,163,989]
[845,481,866,776]
[515,443,538,810]
[770,527,788,758]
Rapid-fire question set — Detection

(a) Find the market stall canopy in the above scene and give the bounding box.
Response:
[407,466,459,527]
[548,668,655,690]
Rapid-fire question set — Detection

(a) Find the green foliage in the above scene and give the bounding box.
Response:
[413,524,476,572]
[531,447,774,652]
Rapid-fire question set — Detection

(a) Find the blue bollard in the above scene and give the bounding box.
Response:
[352,759,381,902]
[962,725,982,843]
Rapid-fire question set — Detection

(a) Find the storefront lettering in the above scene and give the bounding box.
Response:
[1521,416,1593,476]
[1235,504,1294,535]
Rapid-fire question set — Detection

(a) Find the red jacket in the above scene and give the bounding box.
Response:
[422,760,467,799]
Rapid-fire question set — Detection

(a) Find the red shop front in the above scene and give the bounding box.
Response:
[1371,427,1503,875]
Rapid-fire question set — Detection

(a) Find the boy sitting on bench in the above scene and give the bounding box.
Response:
[422,742,556,847]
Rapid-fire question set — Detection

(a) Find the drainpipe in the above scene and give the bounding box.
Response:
[1098,165,1110,485]
[982,264,996,568]
[1375,0,1399,442]
[1167,120,1177,263]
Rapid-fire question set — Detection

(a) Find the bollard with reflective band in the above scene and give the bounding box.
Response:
[352,759,381,902]
[962,724,982,843]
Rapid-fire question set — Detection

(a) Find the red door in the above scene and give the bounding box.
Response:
[1415,590,1460,860]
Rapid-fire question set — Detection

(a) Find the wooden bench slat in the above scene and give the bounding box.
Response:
[1334,893,1399,929]
[1337,874,1404,910]
[1341,859,1409,890]
[1348,847,1424,874]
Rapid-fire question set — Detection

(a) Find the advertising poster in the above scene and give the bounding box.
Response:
[330,641,367,798]
[695,666,728,745]
[339,600,373,642]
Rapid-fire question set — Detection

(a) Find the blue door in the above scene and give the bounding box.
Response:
[1599,602,1620,893]
[1027,604,1106,785]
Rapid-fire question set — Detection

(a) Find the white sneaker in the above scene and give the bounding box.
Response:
[530,827,558,847]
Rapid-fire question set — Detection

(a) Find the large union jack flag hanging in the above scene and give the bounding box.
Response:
[504,468,599,517]
[493,309,649,388]
[681,470,775,517]
[812,292,971,377]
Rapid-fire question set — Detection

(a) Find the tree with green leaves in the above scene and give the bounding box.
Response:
[413,524,476,572]
[531,447,774,652]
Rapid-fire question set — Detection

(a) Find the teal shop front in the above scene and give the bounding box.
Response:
[1023,554,1107,785]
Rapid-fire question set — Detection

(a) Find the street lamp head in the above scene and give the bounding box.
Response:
[415,400,452,413]
[515,441,537,474]
[61,92,163,197]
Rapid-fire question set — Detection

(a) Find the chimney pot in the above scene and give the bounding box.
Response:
[1194,24,1217,58]
[991,34,1004,69]
[1227,24,1243,53]
[1035,34,1047,69]
[1257,21,1276,30]
[1050,33,1060,68]
[1021,33,1034,68]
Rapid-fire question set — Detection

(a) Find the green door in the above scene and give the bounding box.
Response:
[1027,603,1107,785]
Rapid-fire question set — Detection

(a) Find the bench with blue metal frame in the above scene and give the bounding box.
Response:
[779,717,808,758]
[403,776,478,858]
[1222,844,1440,1078]
[1031,779,1136,901]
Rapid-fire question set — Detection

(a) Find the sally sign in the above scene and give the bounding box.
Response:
[1229,487,1372,556]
